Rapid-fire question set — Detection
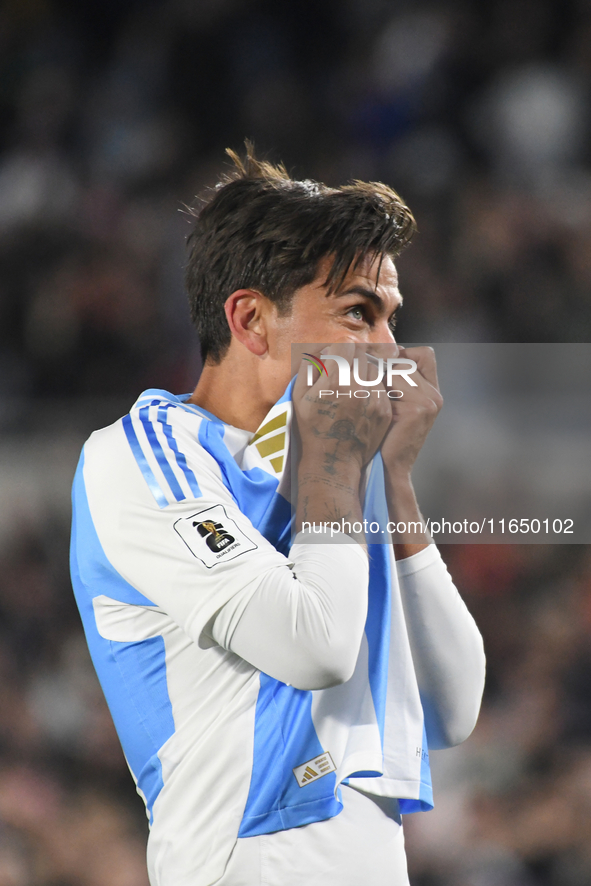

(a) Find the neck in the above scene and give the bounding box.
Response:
[189,348,279,432]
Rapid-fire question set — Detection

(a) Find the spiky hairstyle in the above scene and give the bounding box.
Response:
[185,142,416,362]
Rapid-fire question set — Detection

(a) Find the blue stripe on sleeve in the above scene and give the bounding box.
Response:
[157,404,201,498]
[122,414,169,509]
[70,454,175,824]
[138,404,186,502]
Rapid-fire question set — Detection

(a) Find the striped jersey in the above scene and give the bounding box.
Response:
[70,387,433,886]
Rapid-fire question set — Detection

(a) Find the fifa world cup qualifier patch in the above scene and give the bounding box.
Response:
[173,504,257,568]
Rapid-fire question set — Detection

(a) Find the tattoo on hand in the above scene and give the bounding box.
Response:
[323,451,338,474]
[327,419,360,445]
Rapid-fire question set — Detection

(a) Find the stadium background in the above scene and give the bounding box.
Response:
[1,1,591,883]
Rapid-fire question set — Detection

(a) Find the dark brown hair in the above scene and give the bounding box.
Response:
[185,143,416,363]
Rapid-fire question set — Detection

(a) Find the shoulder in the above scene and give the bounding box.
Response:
[79,389,232,513]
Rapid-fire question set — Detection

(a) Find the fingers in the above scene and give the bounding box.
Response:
[316,344,378,393]
[319,343,354,388]
[295,347,441,406]
[351,348,372,388]
[398,346,440,393]
[381,346,443,433]
[364,342,400,361]
[293,343,394,468]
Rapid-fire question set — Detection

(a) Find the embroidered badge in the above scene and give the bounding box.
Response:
[173,504,257,568]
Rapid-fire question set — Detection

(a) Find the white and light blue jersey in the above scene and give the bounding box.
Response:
[70,387,433,886]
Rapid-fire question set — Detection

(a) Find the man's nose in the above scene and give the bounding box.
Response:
[370,324,399,355]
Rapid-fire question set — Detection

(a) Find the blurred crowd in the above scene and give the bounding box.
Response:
[405,544,591,886]
[1,0,591,406]
[0,0,590,884]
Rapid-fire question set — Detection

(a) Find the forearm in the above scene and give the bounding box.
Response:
[297,456,366,546]
[211,531,369,690]
[397,546,486,748]
[383,465,430,559]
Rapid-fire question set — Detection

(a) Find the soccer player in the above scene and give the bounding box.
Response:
[70,146,485,886]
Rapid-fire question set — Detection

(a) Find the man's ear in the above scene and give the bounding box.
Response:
[224,289,269,357]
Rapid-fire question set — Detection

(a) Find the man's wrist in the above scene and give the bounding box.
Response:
[382,461,413,488]
[383,465,430,556]
[298,454,362,487]
[383,466,415,506]
[296,458,365,545]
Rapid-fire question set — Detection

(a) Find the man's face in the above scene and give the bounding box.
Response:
[266,253,402,394]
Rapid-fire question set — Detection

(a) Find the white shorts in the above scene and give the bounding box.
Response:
[215,785,410,886]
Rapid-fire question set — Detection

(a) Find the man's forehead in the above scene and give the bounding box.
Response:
[346,254,398,290]
[316,253,398,293]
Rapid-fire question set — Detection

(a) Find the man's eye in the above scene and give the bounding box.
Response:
[347,306,365,322]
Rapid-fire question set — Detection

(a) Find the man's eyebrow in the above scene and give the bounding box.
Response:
[335,285,403,314]
[335,285,381,306]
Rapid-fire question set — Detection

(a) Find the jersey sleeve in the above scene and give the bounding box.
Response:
[210,531,369,690]
[396,545,486,748]
[79,413,292,647]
